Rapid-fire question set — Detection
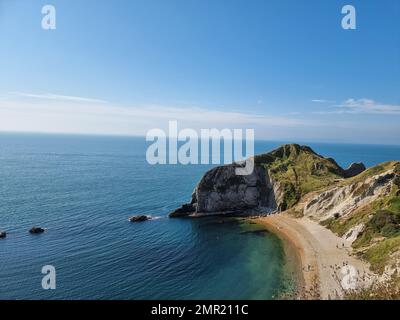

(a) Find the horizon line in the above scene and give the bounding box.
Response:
[1,130,400,147]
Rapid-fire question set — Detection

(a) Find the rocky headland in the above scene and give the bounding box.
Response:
[170,144,368,218]
[169,144,400,298]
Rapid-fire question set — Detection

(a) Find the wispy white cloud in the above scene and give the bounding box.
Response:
[0,92,312,137]
[2,92,398,143]
[311,99,336,103]
[314,98,400,115]
[338,98,400,114]
[10,92,108,104]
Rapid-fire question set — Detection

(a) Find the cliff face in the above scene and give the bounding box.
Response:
[169,144,365,217]
[170,164,277,217]
[303,171,396,221]
[193,164,276,215]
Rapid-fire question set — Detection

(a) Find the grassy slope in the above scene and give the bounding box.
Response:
[321,162,400,273]
[255,144,344,210]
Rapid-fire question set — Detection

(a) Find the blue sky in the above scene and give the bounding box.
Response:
[0,0,399,143]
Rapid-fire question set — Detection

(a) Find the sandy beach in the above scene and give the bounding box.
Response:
[256,214,375,299]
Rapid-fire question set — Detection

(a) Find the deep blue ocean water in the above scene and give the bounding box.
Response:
[1,133,400,300]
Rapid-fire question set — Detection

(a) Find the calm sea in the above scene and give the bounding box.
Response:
[1,133,399,299]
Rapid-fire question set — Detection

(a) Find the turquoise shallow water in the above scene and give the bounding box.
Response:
[1,133,400,299]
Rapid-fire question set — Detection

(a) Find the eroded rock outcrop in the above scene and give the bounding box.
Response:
[343,223,365,244]
[303,171,396,221]
[170,164,277,217]
[343,162,366,178]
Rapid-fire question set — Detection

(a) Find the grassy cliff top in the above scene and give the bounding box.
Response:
[254,144,345,209]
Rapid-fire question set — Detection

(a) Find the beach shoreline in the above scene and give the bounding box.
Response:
[271,219,307,299]
[254,215,315,299]
[254,214,375,300]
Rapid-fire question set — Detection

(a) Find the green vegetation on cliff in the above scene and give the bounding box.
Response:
[255,144,344,210]
[321,161,400,273]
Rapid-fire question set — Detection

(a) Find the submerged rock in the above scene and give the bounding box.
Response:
[129,215,150,222]
[29,226,45,234]
[0,231,6,239]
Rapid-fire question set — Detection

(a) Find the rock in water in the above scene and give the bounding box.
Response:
[0,231,6,239]
[129,215,150,222]
[343,162,366,178]
[29,226,45,234]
